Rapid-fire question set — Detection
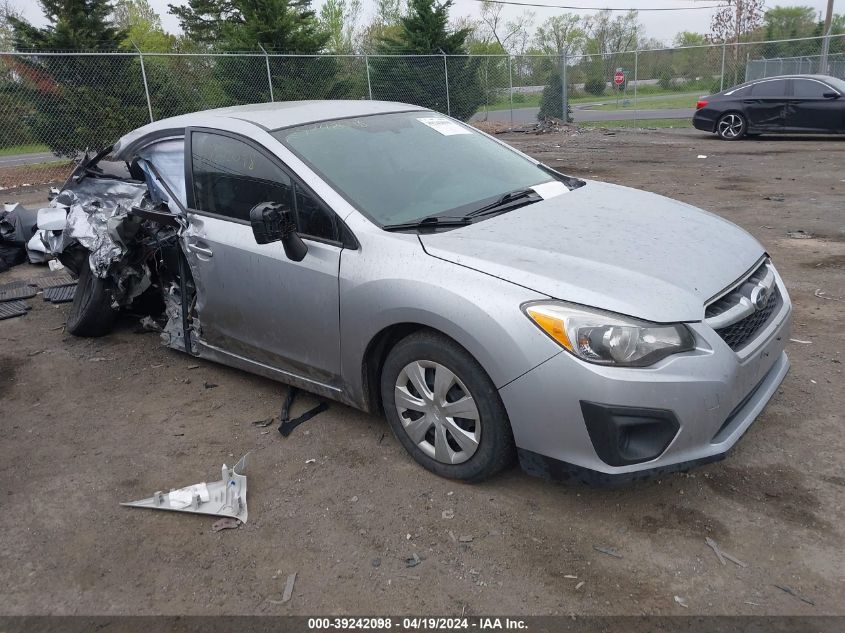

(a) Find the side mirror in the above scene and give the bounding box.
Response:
[249,201,307,262]
[823,91,840,99]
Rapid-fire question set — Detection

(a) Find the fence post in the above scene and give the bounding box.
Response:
[560,50,568,122]
[259,44,274,102]
[508,54,514,127]
[133,42,154,123]
[442,53,451,116]
[633,48,638,126]
[365,54,373,100]
[720,40,727,91]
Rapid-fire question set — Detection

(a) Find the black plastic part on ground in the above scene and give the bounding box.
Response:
[277,387,329,437]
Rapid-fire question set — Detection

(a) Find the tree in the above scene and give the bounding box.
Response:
[534,14,584,56]
[8,1,149,156]
[169,0,342,104]
[0,0,22,49]
[373,0,482,120]
[581,10,640,94]
[478,0,533,55]
[710,0,765,43]
[113,0,175,51]
[359,0,404,52]
[319,0,362,54]
[763,5,817,40]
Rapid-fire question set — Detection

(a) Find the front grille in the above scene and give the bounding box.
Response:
[715,286,780,350]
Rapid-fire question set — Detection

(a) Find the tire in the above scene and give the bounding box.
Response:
[716,112,747,140]
[66,255,118,337]
[380,331,515,482]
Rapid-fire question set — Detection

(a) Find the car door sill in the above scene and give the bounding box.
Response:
[197,340,344,399]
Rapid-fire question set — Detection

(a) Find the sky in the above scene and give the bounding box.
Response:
[14,0,840,46]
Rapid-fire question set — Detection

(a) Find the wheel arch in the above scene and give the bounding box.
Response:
[361,323,472,415]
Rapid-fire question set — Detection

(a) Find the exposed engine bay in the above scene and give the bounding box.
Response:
[37,147,199,353]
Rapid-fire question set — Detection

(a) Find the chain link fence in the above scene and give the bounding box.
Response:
[1,33,843,190]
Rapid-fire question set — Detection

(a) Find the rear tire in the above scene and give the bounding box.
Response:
[716,112,747,140]
[380,331,515,482]
[66,255,118,337]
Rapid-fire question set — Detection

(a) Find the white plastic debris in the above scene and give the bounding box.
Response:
[121,454,248,523]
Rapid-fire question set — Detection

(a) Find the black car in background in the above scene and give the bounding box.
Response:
[693,74,845,140]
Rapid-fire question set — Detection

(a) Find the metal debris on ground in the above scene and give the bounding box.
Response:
[405,553,421,568]
[789,338,812,344]
[282,573,297,603]
[0,300,31,320]
[0,282,37,302]
[211,517,241,532]
[773,584,815,606]
[593,545,623,559]
[134,316,163,333]
[121,453,249,523]
[458,535,473,543]
[42,284,77,304]
[814,289,841,302]
[705,536,727,565]
[674,596,689,608]
[787,230,813,239]
[575,581,585,590]
[277,387,329,437]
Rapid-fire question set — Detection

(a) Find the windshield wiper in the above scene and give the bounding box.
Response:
[464,188,541,218]
[382,215,472,232]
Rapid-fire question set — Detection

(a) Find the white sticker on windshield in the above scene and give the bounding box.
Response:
[531,181,569,200]
[417,117,472,136]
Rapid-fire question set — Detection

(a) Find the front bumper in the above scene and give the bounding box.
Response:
[500,279,792,484]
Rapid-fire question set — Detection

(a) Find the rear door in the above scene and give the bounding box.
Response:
[744,79,788,130]
[786,78,845,132]
[182,128,345,384]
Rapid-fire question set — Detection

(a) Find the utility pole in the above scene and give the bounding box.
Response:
[820,0,834,73]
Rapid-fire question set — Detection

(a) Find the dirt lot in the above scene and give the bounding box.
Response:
[1,128,843,617]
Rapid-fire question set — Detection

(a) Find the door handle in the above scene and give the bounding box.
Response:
[187,242,213,258]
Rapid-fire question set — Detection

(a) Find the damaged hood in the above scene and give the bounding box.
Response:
[419,181,765,323]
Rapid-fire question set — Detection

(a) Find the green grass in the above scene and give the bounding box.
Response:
[0,143,50,157]
[578,118,693,129]
[589,92,701,111]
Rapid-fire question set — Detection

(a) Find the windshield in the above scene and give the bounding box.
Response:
[273,111,557,226]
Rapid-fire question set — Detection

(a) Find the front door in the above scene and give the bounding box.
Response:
[787,78,845,132]
[182,128,344,384]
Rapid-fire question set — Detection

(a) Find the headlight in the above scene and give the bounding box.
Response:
[523,302,695,367]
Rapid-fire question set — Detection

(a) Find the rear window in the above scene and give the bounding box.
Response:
[751,80,786,97]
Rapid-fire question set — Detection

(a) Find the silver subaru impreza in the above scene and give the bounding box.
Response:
[41,100,791,484]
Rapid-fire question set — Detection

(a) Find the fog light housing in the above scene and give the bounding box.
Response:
[580,401,680,466]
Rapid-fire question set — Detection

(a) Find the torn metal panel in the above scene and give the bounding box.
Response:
[121,454,248,523]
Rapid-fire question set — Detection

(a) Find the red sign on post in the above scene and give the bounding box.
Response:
[614,70,625,86]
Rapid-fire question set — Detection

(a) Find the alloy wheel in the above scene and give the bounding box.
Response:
[718,114,744,139]
[393,360,481,465]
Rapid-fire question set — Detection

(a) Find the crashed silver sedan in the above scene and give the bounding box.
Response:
[37,101,792,484]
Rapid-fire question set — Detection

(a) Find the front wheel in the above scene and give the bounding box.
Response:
[66,255,118,337]
[380,331,515,482]
[716,112,747,140]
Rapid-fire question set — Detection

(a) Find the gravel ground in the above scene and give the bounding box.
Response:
[0,128,843,616]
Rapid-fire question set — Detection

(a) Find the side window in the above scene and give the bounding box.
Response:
[793,79,832,98]
[751,80,786,98]
[191,131,291,222]
[293,183,336,241]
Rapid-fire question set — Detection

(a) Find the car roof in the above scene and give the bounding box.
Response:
[724,74,842,93]
[113,100,427,157]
